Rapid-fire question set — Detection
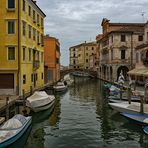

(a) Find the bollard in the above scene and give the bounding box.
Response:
[140,96,144,114]
[22,89,27,116]
[120,85,122,100]
[6,97,9,120]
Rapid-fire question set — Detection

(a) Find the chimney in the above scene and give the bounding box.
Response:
[33,0,36,4]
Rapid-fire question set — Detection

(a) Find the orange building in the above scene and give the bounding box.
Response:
[44,35,60,83]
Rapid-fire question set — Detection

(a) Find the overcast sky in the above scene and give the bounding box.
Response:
[37,0,148,66]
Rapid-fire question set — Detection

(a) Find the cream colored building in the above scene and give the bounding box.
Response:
[69,42,97,69]
[96,18,145,81]
[0,0,46,95]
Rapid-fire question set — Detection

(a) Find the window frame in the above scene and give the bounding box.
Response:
[121,35,126,42]
[22,0,26,11]
[7,20,15,34]
[7,0,15,9]
[7,46,16,61]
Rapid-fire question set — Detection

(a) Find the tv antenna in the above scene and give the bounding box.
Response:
[141,11,145,22]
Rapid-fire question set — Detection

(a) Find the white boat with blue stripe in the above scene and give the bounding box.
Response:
[0,114,32,148]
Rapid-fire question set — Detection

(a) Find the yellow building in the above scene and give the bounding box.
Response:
[0,0,46,95]
[69,42,97,69]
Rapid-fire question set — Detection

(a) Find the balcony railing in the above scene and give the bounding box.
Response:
[33,60,40,69]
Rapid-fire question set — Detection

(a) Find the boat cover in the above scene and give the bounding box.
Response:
[26,91,55,108]
[13,114,27,125]
[1,119,22,129]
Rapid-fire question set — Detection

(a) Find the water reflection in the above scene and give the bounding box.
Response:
[21,78,148,148]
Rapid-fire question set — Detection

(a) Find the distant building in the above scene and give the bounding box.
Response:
[69,42,97,69]
[44,35,60,83]
[0,0,46,95]
[96,18,145,81]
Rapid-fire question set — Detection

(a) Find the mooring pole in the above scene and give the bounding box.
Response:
[30,86,33,95]
[120,84,122,100]
[6,97,9,120]
[140,95,144,114]
[127,86,131,104]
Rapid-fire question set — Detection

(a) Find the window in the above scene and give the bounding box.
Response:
[28,48,31,61]
[111,35,113,43]
[41,34,43,45]
[28,25,31,38]
[31,74,33,82]
[22,21,26,36]
[28,5,31,16]
[92,47,94,50]
[33,28,36,41]
[37,14,39,24]
[121,49,125,59]
[73,60,75,64]
[138,35,143,41]
[37,31,40,43]
[41,73,43,79]
[8,0,15,9]
[41,52,43,62]
[33,10,36,21]
[23,47,26,61]
[41,18,43,27]
[86,59,88,63]
[121,35,125,42]
[8,21,15,34]
[73,48,75,51]
[8,47,15,60]
[86,53,88,56]
[22,0,25,11]
[23,75,26,84]
[136,53,139,63]
[56,58,59,64]
[73,53,75,57]
[111,50,113,60]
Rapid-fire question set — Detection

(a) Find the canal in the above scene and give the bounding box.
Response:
[10,78,148,148]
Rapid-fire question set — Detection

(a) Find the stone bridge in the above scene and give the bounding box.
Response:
[60,68,98,78]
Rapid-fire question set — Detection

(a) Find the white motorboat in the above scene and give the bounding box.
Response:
[63,74,74,86]
[109,102,148,115]
[53,82,67,92]
[0,114,32,147]
[26,91,55,112]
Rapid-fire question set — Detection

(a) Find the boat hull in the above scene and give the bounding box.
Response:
[109,102,148,115]
[0,116,32,148]
[31,99,55,112]
[121,112,148,126]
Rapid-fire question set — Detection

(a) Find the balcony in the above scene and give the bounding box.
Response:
[33,60,40,70]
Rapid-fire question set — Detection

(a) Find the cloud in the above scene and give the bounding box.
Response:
[37,0,148,65]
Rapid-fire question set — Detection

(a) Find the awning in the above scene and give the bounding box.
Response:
[128,68,148,76]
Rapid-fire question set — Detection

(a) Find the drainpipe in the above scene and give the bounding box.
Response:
[18,0,21,95]
[130,32,133,69]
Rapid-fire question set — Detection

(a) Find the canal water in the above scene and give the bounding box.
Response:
[10,78,148,148]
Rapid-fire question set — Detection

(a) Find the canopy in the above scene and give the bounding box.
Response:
[128,68,148,76]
